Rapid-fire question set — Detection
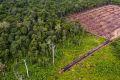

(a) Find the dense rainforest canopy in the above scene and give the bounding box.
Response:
[1,0,120,80]
[0,0,110,66]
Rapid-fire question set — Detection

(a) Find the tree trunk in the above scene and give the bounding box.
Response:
[51,44,55,65]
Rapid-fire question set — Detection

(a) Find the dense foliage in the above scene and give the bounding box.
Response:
[1,0,120,79]
[0,0,111,66]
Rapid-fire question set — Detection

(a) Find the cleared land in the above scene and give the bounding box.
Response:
[67,5,120,40]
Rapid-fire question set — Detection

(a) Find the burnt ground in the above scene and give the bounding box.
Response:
[66,5,120,40]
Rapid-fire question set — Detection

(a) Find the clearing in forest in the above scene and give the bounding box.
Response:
[67,5,120,40]
[60,5,120,73]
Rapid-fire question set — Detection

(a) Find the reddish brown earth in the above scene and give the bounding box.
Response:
[66,5,120,40]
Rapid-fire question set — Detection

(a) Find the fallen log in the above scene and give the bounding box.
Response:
[59,39,111,73]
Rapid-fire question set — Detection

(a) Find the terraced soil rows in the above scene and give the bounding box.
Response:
[67,5,120,40]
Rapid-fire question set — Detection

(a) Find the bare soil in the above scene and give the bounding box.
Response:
[66,5,120,40]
